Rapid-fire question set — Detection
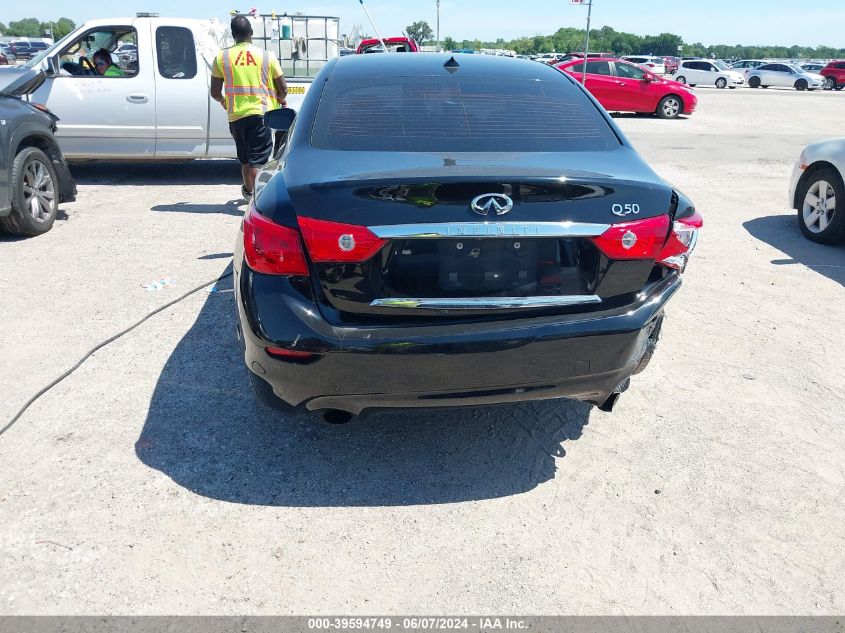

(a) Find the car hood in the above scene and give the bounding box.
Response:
[0,66,45,96]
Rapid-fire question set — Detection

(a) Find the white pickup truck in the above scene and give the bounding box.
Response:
[0,13,339,160]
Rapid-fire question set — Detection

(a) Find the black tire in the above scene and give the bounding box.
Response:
[748,76,761,88]
[729,86,737,89]
[656,95,682,119]
[762,85,769,89]
[836,85,844,91]
[796,167,845,244]
[0,147,59,236]
[795,79,808,91]
[675,75,686,84]
[715,77,727,89]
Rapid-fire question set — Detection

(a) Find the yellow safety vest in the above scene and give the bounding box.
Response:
[217,43,278,121]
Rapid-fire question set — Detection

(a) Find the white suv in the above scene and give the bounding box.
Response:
[620,55,666,75]
[671,59,745,88]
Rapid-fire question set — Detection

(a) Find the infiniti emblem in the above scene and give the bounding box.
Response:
[471,193,513,217]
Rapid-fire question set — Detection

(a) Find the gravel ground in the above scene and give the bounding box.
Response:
[0,87,843,614]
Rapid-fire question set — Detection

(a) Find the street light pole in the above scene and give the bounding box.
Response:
[436,0,441,52]
[581,0,593,86]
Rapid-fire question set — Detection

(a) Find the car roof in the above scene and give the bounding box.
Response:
[329,52,572,82]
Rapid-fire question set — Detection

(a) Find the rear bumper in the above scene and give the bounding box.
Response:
[236,267,681,414]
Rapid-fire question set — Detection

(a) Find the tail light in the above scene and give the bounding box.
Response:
[657,212,703,271]
[591,213,702,272]
[591,215,670,260]
[299,217,387,263]
[242,205,309,276]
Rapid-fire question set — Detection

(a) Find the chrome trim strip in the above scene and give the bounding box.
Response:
[370,296,602,310]
[368,222,610,239]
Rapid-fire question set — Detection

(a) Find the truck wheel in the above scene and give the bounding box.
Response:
[0,147,59,236]
[797,168,845,244]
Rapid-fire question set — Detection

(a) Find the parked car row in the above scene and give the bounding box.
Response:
[0,40,50,63]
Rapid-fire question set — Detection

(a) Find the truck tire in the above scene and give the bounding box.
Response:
[0,147,59,236]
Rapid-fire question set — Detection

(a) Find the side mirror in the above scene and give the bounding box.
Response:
[642,71,656,82]
[265,107,296,131]
[42,56,59,77]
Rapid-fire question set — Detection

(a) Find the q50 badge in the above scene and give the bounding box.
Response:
[612,203,640,217]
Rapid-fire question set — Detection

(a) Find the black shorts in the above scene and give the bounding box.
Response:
[229,115,273,166]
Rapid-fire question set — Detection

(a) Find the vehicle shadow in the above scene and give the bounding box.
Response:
[151,200,245,216]
[135,267,594,507]
[69,160,242,187]
[743,214,845,287]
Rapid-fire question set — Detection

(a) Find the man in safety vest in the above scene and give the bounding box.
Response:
[210,15,288,200]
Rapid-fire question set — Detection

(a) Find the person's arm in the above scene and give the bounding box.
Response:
[273,75,288,107]
[270,57,288,107]
[210,55,226,109]
[210,76,225,108]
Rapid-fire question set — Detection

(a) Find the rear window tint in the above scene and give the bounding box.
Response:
[310,75,619,152]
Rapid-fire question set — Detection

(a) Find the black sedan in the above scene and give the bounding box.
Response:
[234,54,702,422]
[0,70,76,235]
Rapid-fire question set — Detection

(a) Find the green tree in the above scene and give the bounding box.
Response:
[8,17,43,37]
[443,36,457,51]
[404,20,433,44]
[52,17,76,40]
[0,22,7,35]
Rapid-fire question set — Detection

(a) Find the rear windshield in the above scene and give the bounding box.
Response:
[310,74,619,152]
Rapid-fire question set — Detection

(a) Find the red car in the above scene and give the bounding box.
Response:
[356,37,419,54]
[820,60,845,91]
[663,56,680,74]
[557,57,697,119]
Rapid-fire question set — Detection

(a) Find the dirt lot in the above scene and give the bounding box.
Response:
[0,87,843,614]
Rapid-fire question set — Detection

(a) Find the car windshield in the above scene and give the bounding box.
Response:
[24,31,75,68]
[713,61,730,70]
[311,74,619,152]
[784,64,803,73]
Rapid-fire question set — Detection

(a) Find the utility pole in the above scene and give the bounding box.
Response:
[581,0,593,86]
[436,0,441,52]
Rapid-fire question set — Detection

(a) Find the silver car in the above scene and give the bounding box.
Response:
[746,63,824,90]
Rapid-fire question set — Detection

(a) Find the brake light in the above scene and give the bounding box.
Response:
[265,346,320,363]
[657,212,703,271]
[299,217,387,263]
[591,215,670,260]
[242,205,308,276]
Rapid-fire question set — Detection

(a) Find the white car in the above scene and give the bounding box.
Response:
[746,63,824,90]
[620,55,666,75]
[788,137,845,243]
[730,59,767,71]
[671,59,745,88]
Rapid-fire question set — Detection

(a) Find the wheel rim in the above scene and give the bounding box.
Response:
[717,78,726,88]
[825,77,835,89]
[802,180,836,234]
[676,76,686,84]
[23,159,55,223]
[662,98,680,117]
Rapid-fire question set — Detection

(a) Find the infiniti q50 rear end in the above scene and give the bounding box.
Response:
[233,54,701,419]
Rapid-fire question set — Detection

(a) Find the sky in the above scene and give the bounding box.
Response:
[3,0,845,48]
